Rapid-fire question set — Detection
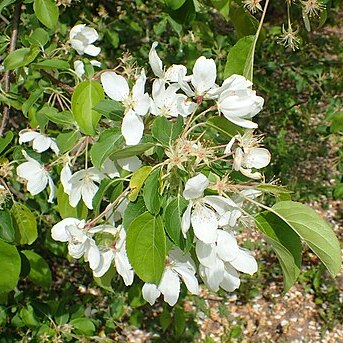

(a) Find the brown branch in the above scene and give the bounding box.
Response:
[41,70,74,94]
[0,2,22,137]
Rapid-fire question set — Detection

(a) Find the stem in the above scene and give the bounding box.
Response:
[0,2,22,137]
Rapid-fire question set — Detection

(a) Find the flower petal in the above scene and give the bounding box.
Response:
[158,268,180,306]
[51,217,81,242]
[195,240,217,268]
[101,71,129,101]
[191,56,216,94]
[149,41,164,78]
[230,248,258,275]
[121,110,144,146]
[220,263,240,291]
[93,250,114,277]
[183,173,209,200]
[117,156,142,172]
[243,147,271,169]
[115,250,134,286]
[216,230,239,262]
[142,283,161,305]
[181,202,192,238]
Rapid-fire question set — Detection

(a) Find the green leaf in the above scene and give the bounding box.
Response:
[92,178,121,215]
[31,59,70,70]
[0,131,14,154]
[69,318,96,336]
[0,0,16,14]
[122,197,147,229]
[229,4,259,37]
[20,305,39,327]
[28,28,50,47]
[41,105,75,126]
[129,166,153,202]
[207,116,243,138]
[333,184,343,199]
[168,0,196,25]
[271,201,341,277]
[257,184,292,201]
[111,143,155,160]
[0,240,21,293]
[330,112,343,133]
[90,128,123,169]
[33,0,59,29]
[4,47,40,70]
[56,184,88,219]
[93,99,124,121]
[174,307,186,336]
[165,0,186,10]
[126,212,166,283]
[11,204,38,245]
[56,130,81,154]
[255,212,302,291]
[22,250,52,290]
[143,168,162,215]
[71,81,105,135]
[151,116,183,146]
[302,11,311,32]
[163,196,188,247]
[94,267,116,293]
[0,210,15,243]
[210,0,231,20]
[22,88,43,116]
[224,35,255,80]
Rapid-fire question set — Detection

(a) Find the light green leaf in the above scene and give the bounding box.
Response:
[151,116,183,146]
[111,143,155,160]
[4,47,40,70]
[165,0,186,10]
[271,201,341,277]
[255,212,302,291]
[224,35,255,80]
[28,28,50,47]
[0,210,15,243]
[302,11,311,32]
[0,0,16,14]
[257,184,292,201]
[122,197,147,229]
[207,116,244,138]
[0,131,14,154]
[11,204,38,245]
[22,250,52,290]
[90,128,123,169]
[129,166,153,202]
[69,318,96,336]
[210,0,231,20]
[0,240,21,293]
[126,212,166,284]
[33,0,59,29]
[40,106,75,126]
[71,81,105,135]
[143,168,162,215]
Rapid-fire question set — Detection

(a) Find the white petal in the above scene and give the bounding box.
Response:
[195,240,217,268]
[51,218,80,242]
[224,136,236,154]
[102,158,120,178]
[134,93,150,117]
[50,139,60,155]
[243,148,271,169]
[115,250,134,286]
[216,230,239,262]
[27,170,48,196]
[121,110,144,146]
[191,204,218,244]
[174,263,199,295]
[69,182,82,207]
[191,56,216,94]
[142,283,161,305]
[158,269,180,306]
[220,264,240,291]
[199,260,224,292]
[85,240,101,270]
[79,26,98,43]
[117,156,142,172]
[225,115,258,129]
[183,173,209,200]
[18,130,40,144]
[61,164,72,195]
[81,178,99,209]
[149,41,164,78]
[74,60,85,78]
[93,250,114,277]
[70,24,86,40]
[132,69,146,101]
[204,195,238,216]
[68,241,87,259]
[230,248,258,275]
[47,175,55,203]
[181,202,192,238]
[101,71,129,101]
[83,44,101,56]
[165,64,187,83]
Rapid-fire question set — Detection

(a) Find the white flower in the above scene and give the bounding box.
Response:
[64,167,105,209]
[101,70,150,145]
[216,74,264,128]
[196,229,258,292]
[150,79,195,118]
[19,129,59,155]
[181,173,239,244]
[178,56,217,99]
[16,150,55,203]
[149,42,187,82]
[92,225,134,285]
[70,24,101,56]
[74,60,102,78]
[142,248,199,306]
[225,131,271,179]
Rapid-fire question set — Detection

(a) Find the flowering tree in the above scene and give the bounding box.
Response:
[0,0,340,339]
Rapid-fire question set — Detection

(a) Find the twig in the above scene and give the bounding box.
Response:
[0,2,22,137]
[41,70,74,94]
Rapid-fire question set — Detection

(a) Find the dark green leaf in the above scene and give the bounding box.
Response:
[229,4,259,37]
[93,99,124,121]
[56,130,81,154]
[33,0,59,29]
[143,168,162,215]
[0,0,16,14]
[111,143,155,160]
[207,116,243,138]
[127,212,166,283]
[0,240,21,293]
[90,128,123,169]
[22,88,43,116]
[0,210,15,243]
[211,0,231,20]
[41,105,75,126]
[255,212,302,291]
[165,0,186,10]
[0,131,14,154]
[22,250,52,290]
[152,116,183,146]
[123,197,147,229]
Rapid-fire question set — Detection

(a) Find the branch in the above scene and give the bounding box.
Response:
[0,2,22,137]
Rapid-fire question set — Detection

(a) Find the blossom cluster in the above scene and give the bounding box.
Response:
[15,24,272,307]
